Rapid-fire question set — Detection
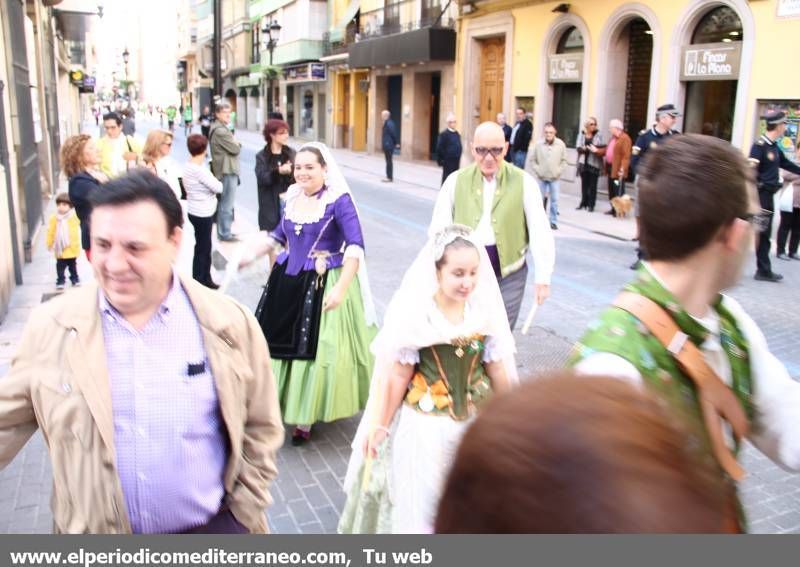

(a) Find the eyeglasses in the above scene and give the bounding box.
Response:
[474,146,504,158]
[740,209,771,233]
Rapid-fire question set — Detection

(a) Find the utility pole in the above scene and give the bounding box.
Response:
[213,0,222,99]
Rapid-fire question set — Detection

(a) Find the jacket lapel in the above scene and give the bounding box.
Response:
[56,284,117,455]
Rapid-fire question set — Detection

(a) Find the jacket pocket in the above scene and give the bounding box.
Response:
[35,373,95,449]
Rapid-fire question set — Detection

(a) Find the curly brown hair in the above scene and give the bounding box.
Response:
[60,134,92,178]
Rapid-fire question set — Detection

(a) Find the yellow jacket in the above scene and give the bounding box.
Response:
[96,134,142,179]
[0,276,284,533]
[46,212,81,259]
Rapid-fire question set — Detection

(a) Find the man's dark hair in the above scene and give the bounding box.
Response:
[637,134,753,261]
[103,112,122,126]
[89,169,184,234]
[766,123,780,132]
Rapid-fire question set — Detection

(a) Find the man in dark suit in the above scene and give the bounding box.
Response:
[509,107,533,169]
[437,113,463,185]
[497,113,512,163]
[381,110,399,182]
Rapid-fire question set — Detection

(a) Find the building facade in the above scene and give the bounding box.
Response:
[456,0,800,164]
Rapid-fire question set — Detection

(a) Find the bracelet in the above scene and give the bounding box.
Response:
[371,425,391,437]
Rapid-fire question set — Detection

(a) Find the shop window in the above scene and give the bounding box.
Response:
[692,6,743,44]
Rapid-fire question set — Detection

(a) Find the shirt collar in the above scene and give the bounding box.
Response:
[761,134,775,146]
[99,270,181,326]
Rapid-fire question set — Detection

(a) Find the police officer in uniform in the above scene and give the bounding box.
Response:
[749,110,800,282]
[628,103,681,269]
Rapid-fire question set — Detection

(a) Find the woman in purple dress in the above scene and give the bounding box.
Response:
[248,143,377,445]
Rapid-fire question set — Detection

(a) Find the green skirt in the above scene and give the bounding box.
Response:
[272,268,377,425]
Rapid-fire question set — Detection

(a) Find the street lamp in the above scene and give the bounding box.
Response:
[262,19,281,113]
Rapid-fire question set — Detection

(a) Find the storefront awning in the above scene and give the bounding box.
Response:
[328,0,359,43]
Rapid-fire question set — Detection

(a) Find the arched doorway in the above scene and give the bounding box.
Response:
[596,9,658,138]
[224,88,237,113]
[681,6,742,141]
[551,26,584,147]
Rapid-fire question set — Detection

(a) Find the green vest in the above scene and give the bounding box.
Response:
[568,266,754,526]
[453,162,528,277]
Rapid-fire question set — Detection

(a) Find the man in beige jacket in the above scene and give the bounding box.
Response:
[528,122,568,230]
[0,170,284,534]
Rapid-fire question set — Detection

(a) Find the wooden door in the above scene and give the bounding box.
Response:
[479,37,505,124]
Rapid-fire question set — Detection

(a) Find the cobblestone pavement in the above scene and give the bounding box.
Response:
[1,121,798,533]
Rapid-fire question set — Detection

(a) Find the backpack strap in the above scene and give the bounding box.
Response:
[613,291,749,481]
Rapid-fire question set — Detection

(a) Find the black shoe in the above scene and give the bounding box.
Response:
[629,260,641,271]
[550,223,558,230]
[588,207,594,212]
[204,281,220,290]
[576,205,585,210]
[754,271,783,282]
[291,427,311,446]
[777,253,790,261]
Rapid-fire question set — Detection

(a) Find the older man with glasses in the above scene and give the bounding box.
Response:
[429,122,555,329]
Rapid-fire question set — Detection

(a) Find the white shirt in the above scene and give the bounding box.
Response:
[575,263,800,471]
[429,168,555,285]
[182,162,223,217]
[155,157,183,201]
[109,136,128,177]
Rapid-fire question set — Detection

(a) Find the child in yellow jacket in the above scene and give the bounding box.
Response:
[46,193,81,290]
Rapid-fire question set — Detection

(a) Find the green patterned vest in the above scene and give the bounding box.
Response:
[404,337,493,420]
[453,162,528,277]
[569,266,754,523]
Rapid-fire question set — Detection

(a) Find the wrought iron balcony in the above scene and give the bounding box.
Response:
[358,0,455,40]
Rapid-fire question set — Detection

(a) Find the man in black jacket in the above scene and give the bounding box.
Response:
[381,110,399,182]
[509,108,533,169]
[497,113,513,163]
[437,114,463,185]
[749,110,800,282]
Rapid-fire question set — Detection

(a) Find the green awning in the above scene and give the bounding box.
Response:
[329,0,359,43]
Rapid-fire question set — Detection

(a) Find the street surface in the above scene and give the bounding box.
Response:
[1,119,799,534]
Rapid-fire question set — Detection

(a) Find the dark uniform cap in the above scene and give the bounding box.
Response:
[762,110,787,126]
[656,104,682,117]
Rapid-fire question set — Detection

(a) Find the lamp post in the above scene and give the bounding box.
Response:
[262,20,281,114]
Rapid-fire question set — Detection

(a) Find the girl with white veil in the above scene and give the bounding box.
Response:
[245,142,378,445]
[339,224,517,534]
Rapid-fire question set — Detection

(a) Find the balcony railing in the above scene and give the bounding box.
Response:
[358,0,455,40]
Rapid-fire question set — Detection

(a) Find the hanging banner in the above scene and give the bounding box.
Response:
[680,42,742,81]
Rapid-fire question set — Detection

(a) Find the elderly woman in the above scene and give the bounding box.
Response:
[61,134,108,260]
[142,128,182,200]
[255,118,295,231]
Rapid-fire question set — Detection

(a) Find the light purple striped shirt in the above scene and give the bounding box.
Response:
[100,275,228,533]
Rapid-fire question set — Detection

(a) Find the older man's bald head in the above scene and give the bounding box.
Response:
[474,121,506,145]
[471,122,509,179]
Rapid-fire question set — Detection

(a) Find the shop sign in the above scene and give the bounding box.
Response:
[78,75,95,93]
[548,54,582,83]
[69,69,84,86]
[681,42,742,81]
[284,63,327,83]
[777,0,800,19]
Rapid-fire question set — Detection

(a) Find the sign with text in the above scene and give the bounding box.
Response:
[548,53,583,83]
[284,63,327,83]
[778,0,800,18]
[681,42,742,81]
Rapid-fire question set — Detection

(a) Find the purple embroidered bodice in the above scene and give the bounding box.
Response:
[270,189,365,276]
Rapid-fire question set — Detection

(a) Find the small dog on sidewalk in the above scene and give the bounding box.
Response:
[611,195,634,218]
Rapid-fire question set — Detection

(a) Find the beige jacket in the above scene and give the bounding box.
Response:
[209,121,241,178]
[528,137,568,181]
[0,275,284,533]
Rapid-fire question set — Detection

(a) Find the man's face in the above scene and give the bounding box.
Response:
[216,108,231,125]
[515,109,525,122]
[103,119,122,139]
[496,114,506,126]
[382,111,390,122]
[471,128,507,178]
[544,126,556,143]
[609,125,622,138]
[775,122,788,138]
[658,113,677,130]
[447,118,457,129]
[90,201,181,321]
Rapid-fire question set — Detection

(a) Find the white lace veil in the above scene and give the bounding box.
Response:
[342,224,518,492]
[287,141,378,327]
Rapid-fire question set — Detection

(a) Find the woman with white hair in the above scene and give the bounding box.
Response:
[436,113,463,186]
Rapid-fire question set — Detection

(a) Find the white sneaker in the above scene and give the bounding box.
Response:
[56,283,65,290]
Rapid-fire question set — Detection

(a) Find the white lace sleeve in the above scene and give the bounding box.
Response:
[343,244,364,261]
[482,335,513,363]
[396,348,420,366]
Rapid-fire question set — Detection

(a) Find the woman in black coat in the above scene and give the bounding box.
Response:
[255,119,296,231]
[61,135,107,259]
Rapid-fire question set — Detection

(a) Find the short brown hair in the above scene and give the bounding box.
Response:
[55,192,72,206]
[435,372,732,533]
[638,134,754,261]
[142,129,173,165]
[60,134,92,178]
[263,118,290,145]
[186,133,208,156]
